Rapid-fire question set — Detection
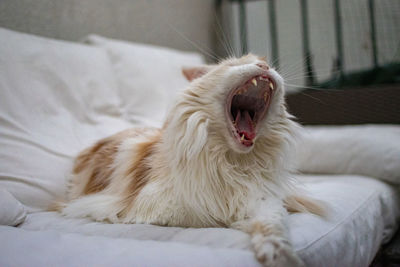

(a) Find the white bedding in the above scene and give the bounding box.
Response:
[0,226,259,267]
[16,175,400,267]
[298,125,400,184]
[1,27,399,267]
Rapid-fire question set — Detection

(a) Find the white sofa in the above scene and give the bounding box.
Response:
[0,27,399,267]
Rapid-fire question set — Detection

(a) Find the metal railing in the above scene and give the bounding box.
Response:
[216,0,400,88]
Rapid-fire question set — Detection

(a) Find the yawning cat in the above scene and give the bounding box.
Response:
[60,54,323,266]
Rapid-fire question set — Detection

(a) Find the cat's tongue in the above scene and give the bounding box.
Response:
[235,110,255,140]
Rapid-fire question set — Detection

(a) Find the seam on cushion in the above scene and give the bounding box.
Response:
[295,189,379,253]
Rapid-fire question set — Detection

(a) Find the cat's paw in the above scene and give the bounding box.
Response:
[252,235,304,267]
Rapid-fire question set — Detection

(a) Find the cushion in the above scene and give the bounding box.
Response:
[0,188,26,226]
[84,35,205,127]
[0,28,133,211]
[0,28,205,212]
[297,125,400,184]
[0,226,258,267]
[19,175,400,267]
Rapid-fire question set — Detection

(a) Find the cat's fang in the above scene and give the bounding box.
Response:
[241,134,245,141]
[270,83,274,90]
[251,78,257,86]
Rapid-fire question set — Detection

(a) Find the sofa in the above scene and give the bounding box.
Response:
[0,27,399,267]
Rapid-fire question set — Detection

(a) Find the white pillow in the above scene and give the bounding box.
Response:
[0,28,132,211]
[84,35,205,127]
[0,188,27,226]
[297,125,400,184]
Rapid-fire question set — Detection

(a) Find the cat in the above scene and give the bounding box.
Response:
[60,54,324,266]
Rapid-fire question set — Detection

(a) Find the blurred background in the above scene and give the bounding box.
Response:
[1,0,399,125]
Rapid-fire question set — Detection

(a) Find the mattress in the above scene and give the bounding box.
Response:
[8,174,398,267]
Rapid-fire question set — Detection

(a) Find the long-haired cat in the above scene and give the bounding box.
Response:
[60,54,323,266]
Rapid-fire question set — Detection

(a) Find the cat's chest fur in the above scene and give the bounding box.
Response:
[127,136,283,228]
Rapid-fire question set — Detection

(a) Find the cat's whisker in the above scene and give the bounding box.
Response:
[296,91,327,105]
[167,23,221,62]
[283,69,342,84]
[283,70,341,81]
[278,58,313,77]
[284,82,340,92]
[221,18,236,58]
[214,12,236,59]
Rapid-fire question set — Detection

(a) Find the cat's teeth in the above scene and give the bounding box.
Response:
[237,88,248,95]
[241,134,245,141]
[264,92,268,102]
[251,78,257,86]
[270,83,274,90]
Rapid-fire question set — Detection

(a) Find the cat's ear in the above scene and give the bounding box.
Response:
[182,65,214,81]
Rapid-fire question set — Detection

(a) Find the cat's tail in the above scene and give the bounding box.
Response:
[284,195,327,217]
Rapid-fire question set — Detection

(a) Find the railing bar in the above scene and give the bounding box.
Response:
[333,0,344,79]
[268,0,279,69]
[368,0,378,68]
[238,0,248,55]
[300,0,315,86]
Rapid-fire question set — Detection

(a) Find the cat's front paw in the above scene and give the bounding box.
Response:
[252,235,304,267]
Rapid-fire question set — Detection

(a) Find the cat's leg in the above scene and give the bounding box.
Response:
[60,193,124,223]
[232,197,303,267]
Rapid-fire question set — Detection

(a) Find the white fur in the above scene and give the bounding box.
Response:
[63,55,307,266]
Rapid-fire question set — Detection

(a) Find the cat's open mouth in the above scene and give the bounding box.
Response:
[226,75,275,147]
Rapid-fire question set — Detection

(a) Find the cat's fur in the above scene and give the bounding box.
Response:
[60,54,323,266]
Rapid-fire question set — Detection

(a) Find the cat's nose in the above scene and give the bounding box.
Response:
[256,63,270,71]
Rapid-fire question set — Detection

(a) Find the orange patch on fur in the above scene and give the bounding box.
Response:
[84,139,116,194]
[250,221,282,236]
[284,195,326,217]
[118,132,161,217]
[72,129,143,196]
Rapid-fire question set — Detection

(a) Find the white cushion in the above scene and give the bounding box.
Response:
[84,35,205,127]
[19,175,400,267]
[0,188,26,226]
[0,29,205,212]
[0,226,258,267]
[0,28,133,211]
[297,125,400,184]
